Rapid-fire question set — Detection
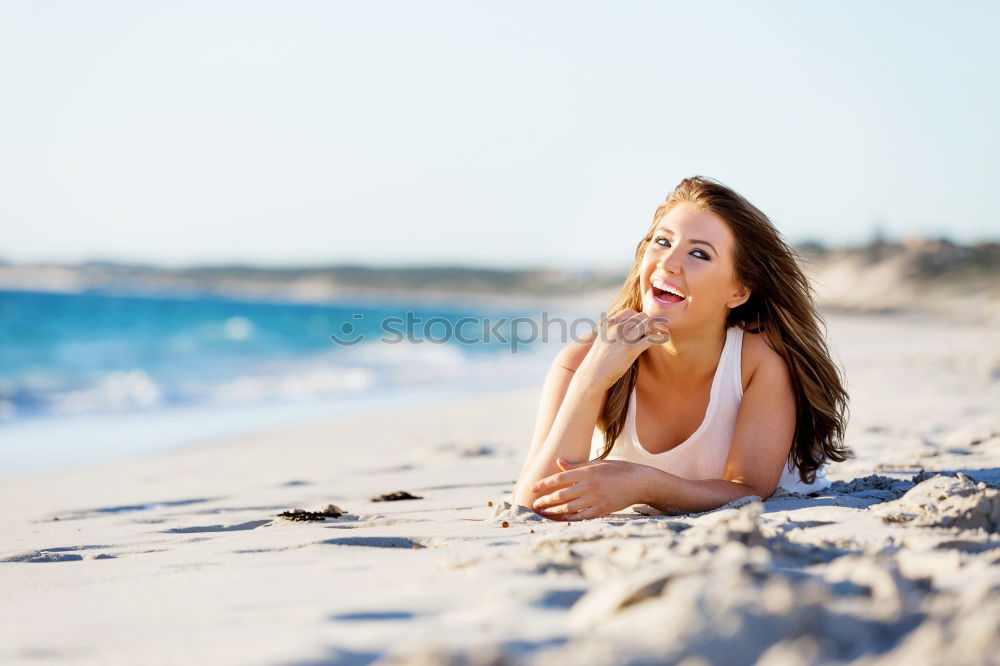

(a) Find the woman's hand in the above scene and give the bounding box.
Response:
[529,458,651,521]
[576,309,670,393]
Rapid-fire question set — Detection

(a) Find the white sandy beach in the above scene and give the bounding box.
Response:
[2,311,999,666]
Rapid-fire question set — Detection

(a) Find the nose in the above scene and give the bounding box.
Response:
[658,246,683,275]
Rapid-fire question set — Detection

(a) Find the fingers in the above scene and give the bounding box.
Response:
[531,492,590,516]
[560,505,603,521]
[530,470,579,496]
[643,332,671,346]
[602,309,669,330]
[616,313,670,345]
[635,314,670,344]
[536,497,589,516]
[644,314,671,332]
[596,310,670,346]
[539,502,602,521]
[598,308,637,332]
[532,485,583,511]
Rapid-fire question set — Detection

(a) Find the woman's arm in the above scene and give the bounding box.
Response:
[633,468,762,515]
[530,336,796,518]
[511,337,598,507]
[512,310,671,509]
[529,461,761,518]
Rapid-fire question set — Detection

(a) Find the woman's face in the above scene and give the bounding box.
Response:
[638,202,749,331]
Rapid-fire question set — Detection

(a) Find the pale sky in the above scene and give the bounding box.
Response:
[1,1,997,269]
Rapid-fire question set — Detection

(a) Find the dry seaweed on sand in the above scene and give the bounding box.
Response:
[277,504,348,521]
[372,491,423,502]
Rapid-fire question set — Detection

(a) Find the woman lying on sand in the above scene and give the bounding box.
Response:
[513,176,852,521]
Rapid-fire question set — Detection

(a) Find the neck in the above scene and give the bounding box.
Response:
[640,320,729,386]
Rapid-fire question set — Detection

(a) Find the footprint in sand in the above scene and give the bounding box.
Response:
[231,534,431,556]
[328,610,420,621]
[2,544,109,563]
[321,536,427,549]
[162,519,274,533]
[40,497,220,522]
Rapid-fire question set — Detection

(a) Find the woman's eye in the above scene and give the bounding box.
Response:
[654,236,710,261]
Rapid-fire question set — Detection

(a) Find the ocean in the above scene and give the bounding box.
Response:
[0,289,563,477]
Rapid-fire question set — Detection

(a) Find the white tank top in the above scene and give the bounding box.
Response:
[588,325,829,494]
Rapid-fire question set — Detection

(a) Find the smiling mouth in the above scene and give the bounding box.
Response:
[651,286,684,305]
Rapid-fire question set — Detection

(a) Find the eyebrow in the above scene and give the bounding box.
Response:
[656,227,718,255]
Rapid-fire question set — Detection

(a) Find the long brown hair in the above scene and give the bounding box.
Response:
[595,175,852,484]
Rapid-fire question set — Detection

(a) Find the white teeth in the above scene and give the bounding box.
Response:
[652,277,685,299]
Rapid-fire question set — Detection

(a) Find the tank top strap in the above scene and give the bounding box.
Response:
[722,325,745,398]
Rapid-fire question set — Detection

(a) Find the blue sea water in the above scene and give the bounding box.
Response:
[0,288,558,478]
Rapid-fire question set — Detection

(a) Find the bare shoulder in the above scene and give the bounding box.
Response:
[740,328,790,393]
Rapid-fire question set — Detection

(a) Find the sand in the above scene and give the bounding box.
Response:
[1,311,999,666]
